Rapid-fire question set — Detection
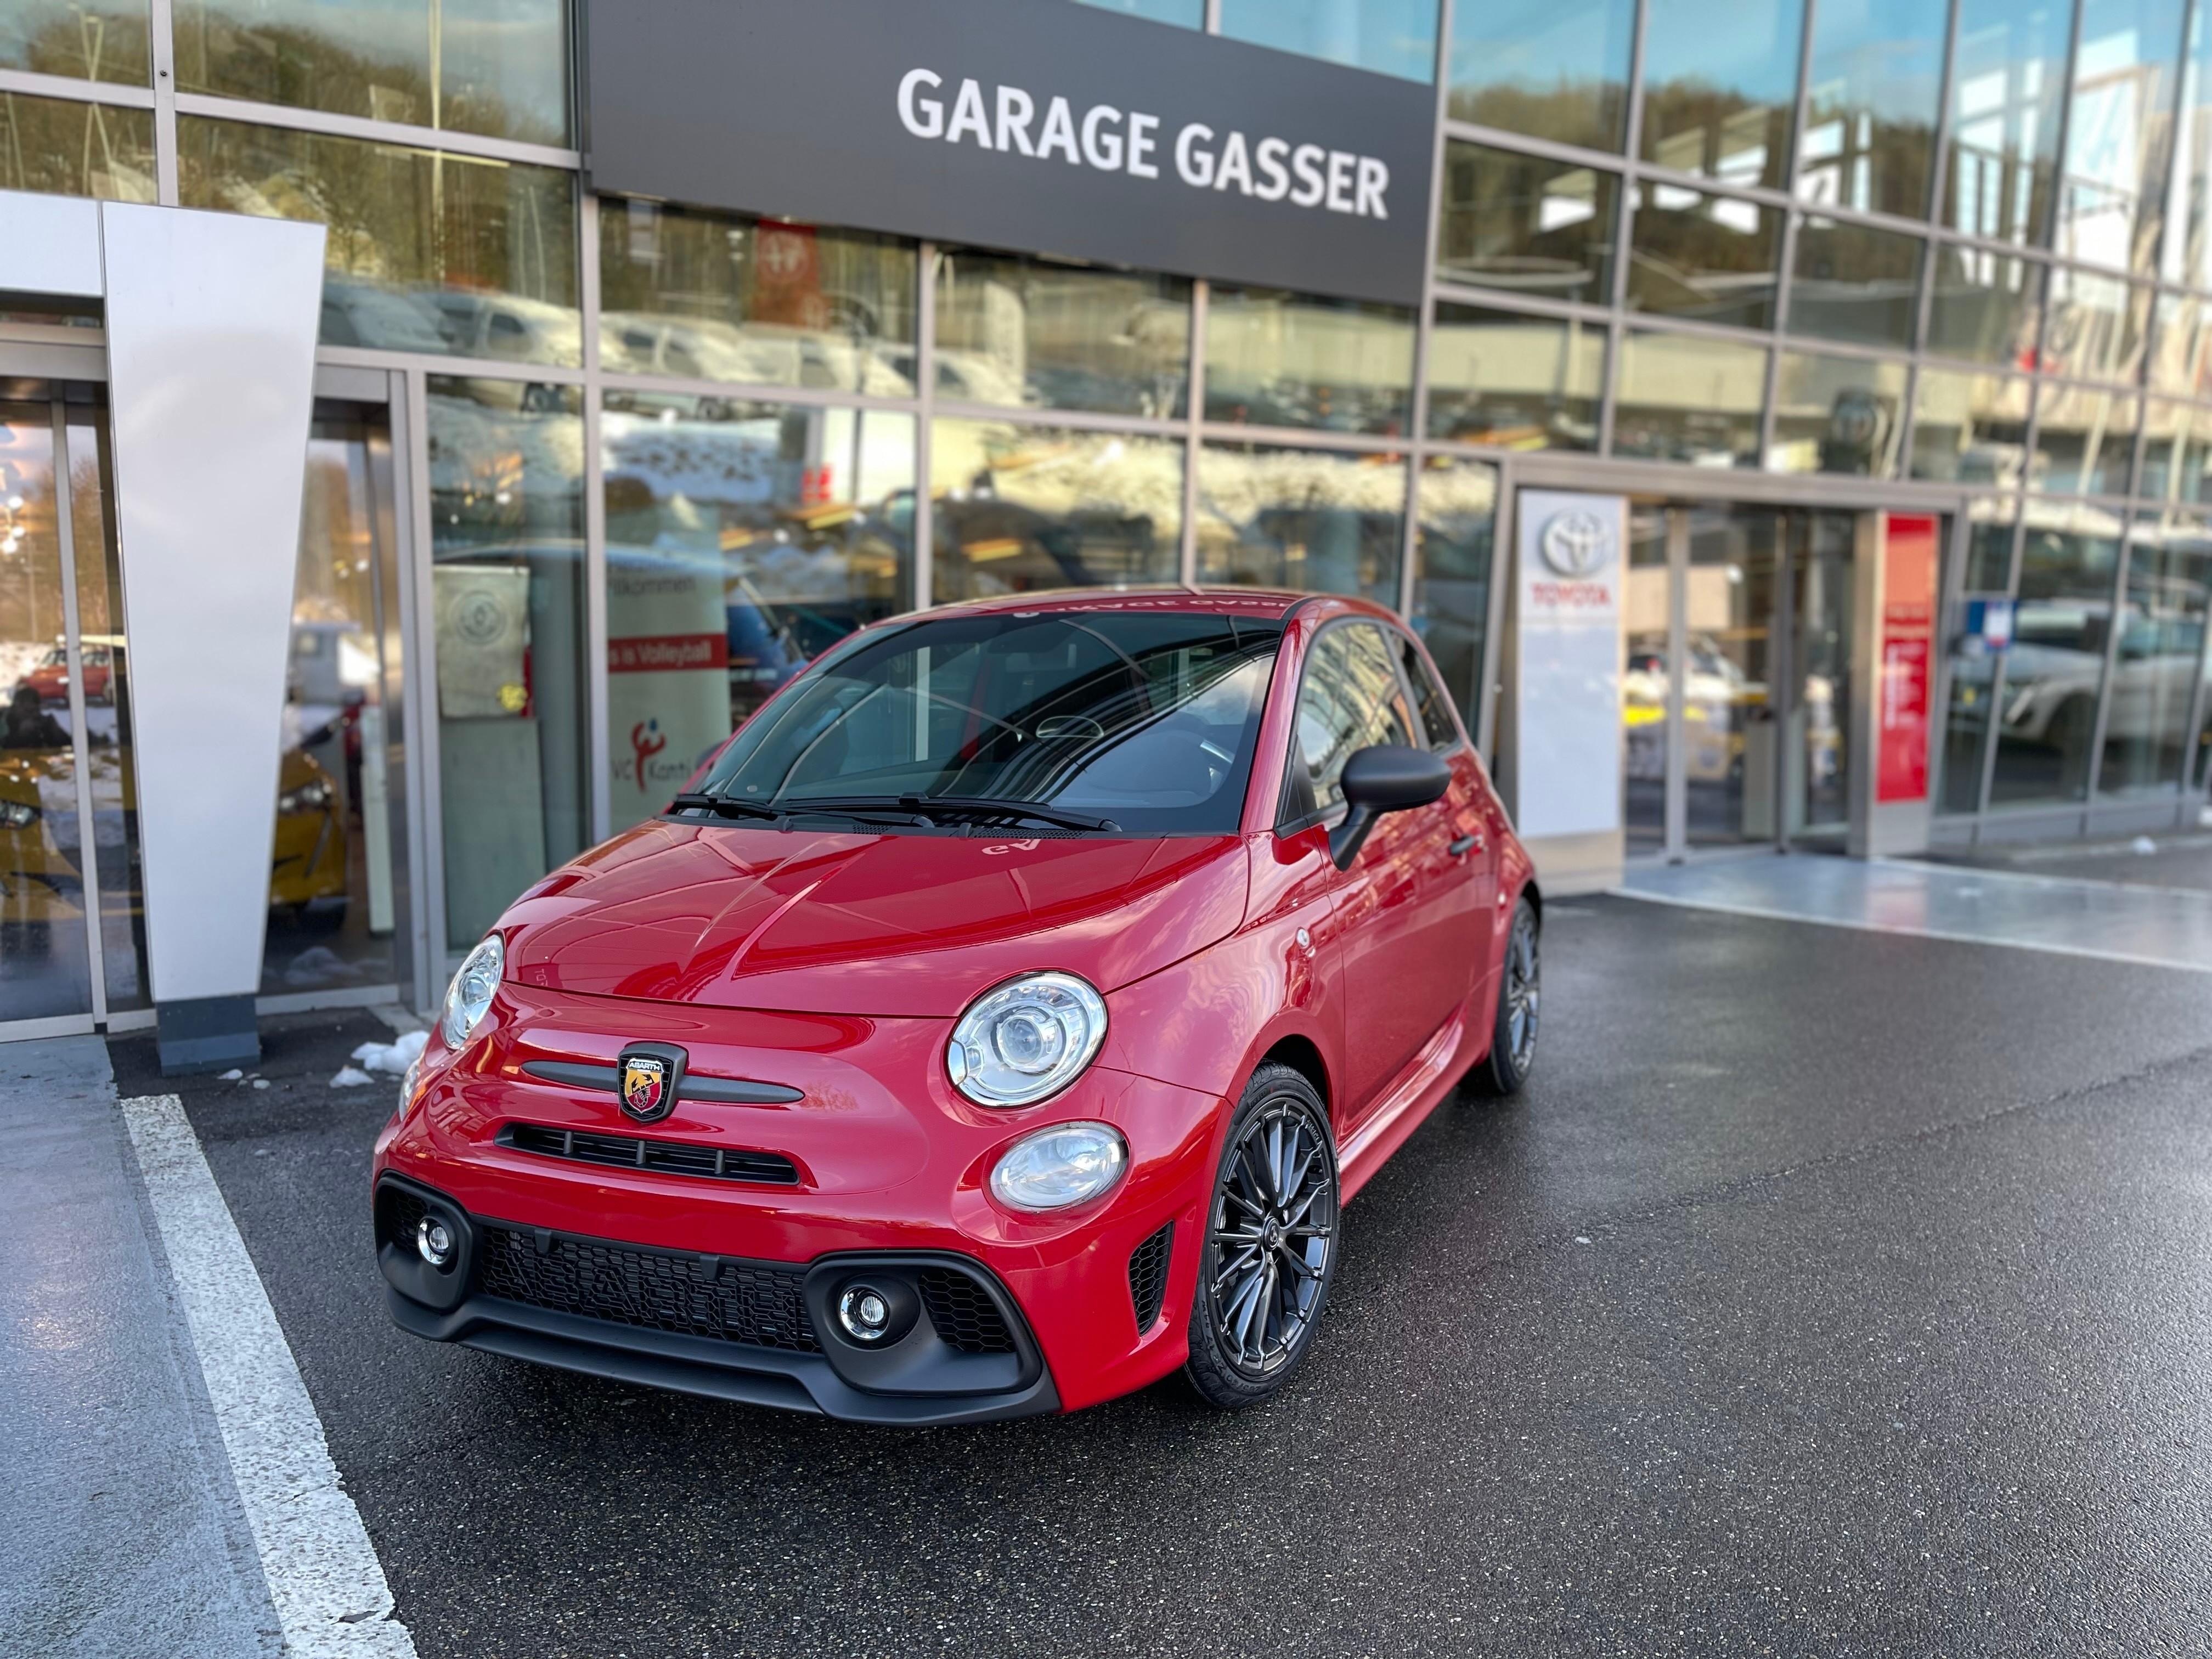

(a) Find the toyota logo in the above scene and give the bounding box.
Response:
[1538,509,1613,578]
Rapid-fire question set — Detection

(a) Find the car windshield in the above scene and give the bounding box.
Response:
[693,609,1287,835]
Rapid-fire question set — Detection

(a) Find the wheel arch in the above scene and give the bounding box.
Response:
[1254,1032,1330,1113]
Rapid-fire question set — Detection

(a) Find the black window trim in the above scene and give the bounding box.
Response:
[1274,614,1420,838]
[1389,622,1471,758]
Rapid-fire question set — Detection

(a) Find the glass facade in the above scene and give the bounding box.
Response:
[1204,287,1413,436]
[18,0,2212,1005]
[179,118,580,363]
[602,390,913,833]
[2,0,148,83]
[601,202,916,394]
[1639,0,1803,190]
[1448,0,1634,153]
[930,420,1182,601]
[174,0,569,144]
[1798,0,1946,219]
[1217,0,1439,81]
[1194,443,1407,607]
[1,92,155,200]
[426,377,588,944]
[1425,303,1602,448]
[936,250,1188,417]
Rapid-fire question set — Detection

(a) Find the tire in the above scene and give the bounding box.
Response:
[1183,1063,1341,1410]
[1469,896,1540,1098]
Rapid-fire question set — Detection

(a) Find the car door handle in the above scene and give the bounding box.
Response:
[1449,834,1482,857]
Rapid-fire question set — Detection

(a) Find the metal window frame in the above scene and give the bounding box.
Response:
[167,93,583,173]
[49,401,110,1023]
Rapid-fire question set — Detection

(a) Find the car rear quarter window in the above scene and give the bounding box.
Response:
[1395,631,1461,751]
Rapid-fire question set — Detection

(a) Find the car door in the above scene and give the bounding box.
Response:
[1279,620,1467,1122]
[1390,622,1494,991]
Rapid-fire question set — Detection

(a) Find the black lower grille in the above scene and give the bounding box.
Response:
[376,1183,428,1253]
[501,1122,799,1186]
[1128,1222,1173,1331]
[476,1224,819,1352]
[916,1267,1016,1354]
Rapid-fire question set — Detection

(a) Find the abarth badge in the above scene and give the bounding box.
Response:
[616,1043,687,1123]
[622,1057,665,1117]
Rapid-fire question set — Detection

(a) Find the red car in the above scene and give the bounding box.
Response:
[375,589,1540,1421]
[19,641,114,704]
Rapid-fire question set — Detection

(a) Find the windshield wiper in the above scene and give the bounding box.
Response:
[896,795,1120,833]
[685,791,1118,834]
[672,792,926,830]
[669,792,782,821]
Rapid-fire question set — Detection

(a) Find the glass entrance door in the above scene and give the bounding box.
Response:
[0,387,151,1034]
[262,399,414,1006]
[1683,505,1781,847]
[1621,502,1867,861]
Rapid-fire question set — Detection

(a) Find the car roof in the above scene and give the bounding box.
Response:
[917,586,1379,623]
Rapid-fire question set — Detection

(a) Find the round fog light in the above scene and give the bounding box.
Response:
[838,1284,893,1343]
[416,1216,455,1268]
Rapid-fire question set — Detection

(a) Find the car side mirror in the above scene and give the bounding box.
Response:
[1330,744,1451,870]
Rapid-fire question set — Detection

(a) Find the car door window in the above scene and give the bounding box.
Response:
[1395,633,1462,752]
[1281,622,1417,826]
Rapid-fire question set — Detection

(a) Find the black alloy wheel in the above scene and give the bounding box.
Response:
[1471,895,1539,1097]
[1184,1063,1340,1409]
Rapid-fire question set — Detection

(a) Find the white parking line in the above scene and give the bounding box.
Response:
[120,1094,416,1659]
[1610,884,2212,975]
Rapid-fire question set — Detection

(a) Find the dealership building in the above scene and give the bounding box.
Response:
[3,0,2211,1060]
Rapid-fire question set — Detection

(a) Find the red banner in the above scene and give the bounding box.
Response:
[1877,514,1938,803]
[608,633,730,674]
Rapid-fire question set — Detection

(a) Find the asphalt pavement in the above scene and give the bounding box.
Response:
[104,898,2212,1656]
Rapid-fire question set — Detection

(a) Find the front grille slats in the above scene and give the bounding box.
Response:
[476,1224,820,1352]
[503,1122,800,1186]
[916,1267,1017,1354]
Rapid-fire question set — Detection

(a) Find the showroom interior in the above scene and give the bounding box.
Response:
[4,0,2212,1044]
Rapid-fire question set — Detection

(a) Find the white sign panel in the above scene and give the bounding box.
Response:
[1515,490,1626,839]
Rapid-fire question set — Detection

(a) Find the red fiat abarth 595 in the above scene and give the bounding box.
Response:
[375,589,1540,1422]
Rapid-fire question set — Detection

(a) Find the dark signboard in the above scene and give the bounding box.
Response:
[584,0,1436,306]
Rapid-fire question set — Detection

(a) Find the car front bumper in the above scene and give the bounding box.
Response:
[378,1175,1062,1424]
[373,988,1223,1417]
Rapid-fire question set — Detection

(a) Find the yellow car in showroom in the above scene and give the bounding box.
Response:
[0,754,81,947]
[271,747,349,928]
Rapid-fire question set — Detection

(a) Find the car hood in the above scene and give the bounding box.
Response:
[499,822,1251,1017]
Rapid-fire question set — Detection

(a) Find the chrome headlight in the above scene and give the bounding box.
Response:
[440,933,504,1049]
[946,972,1108,1107]
[989,1121,1128,1212]
[0,798,37,830]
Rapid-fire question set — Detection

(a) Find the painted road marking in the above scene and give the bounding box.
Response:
[120,1094,416,1658]
[1611,885,2212,975]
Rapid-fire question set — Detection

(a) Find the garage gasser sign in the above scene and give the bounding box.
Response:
[582,0,1434,307]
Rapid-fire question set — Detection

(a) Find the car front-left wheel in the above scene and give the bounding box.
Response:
[1183,1063,1340,1410]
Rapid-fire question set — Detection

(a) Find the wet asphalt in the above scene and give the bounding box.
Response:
[131,894,2212,1658]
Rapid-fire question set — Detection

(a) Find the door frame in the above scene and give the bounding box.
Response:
[0,341,152,1039]
[1627,500,1792,866]
[1612,496,1902,867]
[252,364,433,1019]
